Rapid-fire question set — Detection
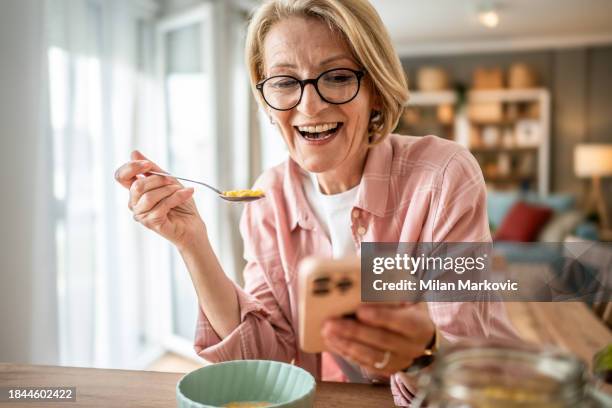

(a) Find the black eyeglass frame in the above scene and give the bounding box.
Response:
[255,67,366,111]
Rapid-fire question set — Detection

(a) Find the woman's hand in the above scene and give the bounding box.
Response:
[114,150,205,250]
[321,303,435,377]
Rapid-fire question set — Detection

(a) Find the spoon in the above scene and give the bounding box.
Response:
[148,171,265,202]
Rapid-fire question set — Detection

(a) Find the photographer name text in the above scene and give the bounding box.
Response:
[372,279,519,292]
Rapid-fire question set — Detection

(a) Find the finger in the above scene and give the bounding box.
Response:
[133,184,183,215]
[323,336,398,376]
[129,175,180,210]
[356,304,432,342]
[115,160,154,189]
[135,187,194,226]
[322,318,419,359]
[130,150,166,173]
[114,150,165,188]
[130,149,154,165]
[131,150,146,161]
[323,337,360,366]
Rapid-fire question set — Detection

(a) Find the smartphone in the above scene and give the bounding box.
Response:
[298,256,361,353]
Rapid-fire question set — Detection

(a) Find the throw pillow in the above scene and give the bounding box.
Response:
[487,190,520,229]
[537,210,584,242]
[494,201,553,242]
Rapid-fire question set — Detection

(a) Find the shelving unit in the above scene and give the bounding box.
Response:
[408,90,456,106]
[401,88,550,195]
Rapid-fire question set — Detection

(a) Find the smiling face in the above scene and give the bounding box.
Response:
[262,16,377,178]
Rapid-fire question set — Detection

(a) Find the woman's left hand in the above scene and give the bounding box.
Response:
[321,303,435,377]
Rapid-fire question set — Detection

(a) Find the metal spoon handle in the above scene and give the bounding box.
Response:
[148,171,223,195]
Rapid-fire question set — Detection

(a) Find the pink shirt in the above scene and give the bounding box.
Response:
[194,134,518,405]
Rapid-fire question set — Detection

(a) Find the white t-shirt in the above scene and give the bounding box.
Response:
[302,172,358,259]
[302,172,372,382]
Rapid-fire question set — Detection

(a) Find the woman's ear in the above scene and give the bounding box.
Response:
[369,88,383,121]
[371,87,383,111]
[364,74,383,111]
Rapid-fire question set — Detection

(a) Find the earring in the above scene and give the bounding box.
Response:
[370,110,381,122]
[267,111,276,125]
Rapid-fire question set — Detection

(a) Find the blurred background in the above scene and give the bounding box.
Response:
[1,0,611,373]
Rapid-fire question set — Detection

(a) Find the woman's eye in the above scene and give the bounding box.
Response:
[270,78,298,89]
[323,73,354,84]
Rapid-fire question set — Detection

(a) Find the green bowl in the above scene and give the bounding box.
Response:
[176,360,316,408]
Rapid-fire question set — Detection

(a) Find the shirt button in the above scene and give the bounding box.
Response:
[352,210,359,219]
[357,226,367,235]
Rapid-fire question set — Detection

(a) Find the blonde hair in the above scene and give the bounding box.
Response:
[245,0,409,145]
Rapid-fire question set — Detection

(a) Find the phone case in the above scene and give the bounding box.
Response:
[298,257,361,353]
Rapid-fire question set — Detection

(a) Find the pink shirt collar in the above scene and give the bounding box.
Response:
[283,137,394,231]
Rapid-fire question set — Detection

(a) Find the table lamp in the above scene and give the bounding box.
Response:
[574,144,612,231]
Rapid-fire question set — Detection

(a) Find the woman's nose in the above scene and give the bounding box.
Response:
[297,83,328,117]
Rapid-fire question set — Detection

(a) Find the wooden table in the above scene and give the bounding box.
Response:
[1,303,610,407]
[0,364,394,407]
[506,302,612,369]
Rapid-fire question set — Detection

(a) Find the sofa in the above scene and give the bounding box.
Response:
[487,190,599,242]
[487,190,608,304]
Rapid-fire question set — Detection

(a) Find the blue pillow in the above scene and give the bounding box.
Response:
[525,193,576,213]
[487,190,520,229]
[487,190,577,229]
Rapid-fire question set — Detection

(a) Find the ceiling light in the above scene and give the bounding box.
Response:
[478,3,500,28]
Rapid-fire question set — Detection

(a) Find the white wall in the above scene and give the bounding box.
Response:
[0,0,59,364]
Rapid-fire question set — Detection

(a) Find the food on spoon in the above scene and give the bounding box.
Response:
[223,189,265,198]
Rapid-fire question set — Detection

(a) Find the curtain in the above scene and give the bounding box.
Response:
[0,0,58,365]
[46,0,161,369]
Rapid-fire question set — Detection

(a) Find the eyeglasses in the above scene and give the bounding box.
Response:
[256,68,365,111]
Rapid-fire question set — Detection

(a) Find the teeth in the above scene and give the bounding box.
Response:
[298,122,337,133]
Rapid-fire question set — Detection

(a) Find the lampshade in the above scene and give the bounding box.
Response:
[574,144,612,177]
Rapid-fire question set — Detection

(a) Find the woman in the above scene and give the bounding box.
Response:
[115,0,517,404]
